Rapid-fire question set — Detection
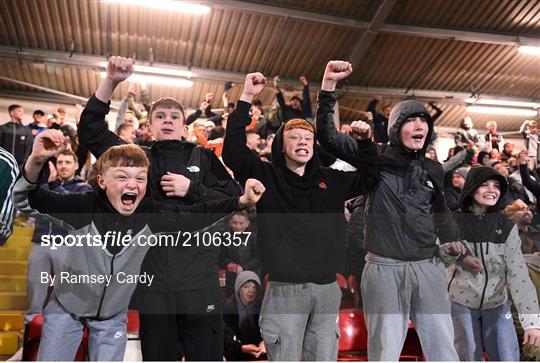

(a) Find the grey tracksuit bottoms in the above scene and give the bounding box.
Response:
[361,254,458,361]
[259,280,342,361]
[37,297,127,361]
[25,243,67,323]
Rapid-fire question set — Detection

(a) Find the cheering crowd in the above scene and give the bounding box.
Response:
[1,56,540,361]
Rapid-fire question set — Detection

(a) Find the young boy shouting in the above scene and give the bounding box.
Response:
[13,129,264,361]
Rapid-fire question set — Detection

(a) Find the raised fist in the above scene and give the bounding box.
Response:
[239,178,266,207]
[32,130,68,161]
[241,73,267,102]
[299,75,308,86]
[350,120,371,141]
[106,56,134,83]
[323,61,353,82]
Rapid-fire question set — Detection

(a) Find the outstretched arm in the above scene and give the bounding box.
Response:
[79,56,133,158]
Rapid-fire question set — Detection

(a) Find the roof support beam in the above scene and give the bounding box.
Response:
[346,0,397,67]
[206,0,539,47]
[0,45,538,106]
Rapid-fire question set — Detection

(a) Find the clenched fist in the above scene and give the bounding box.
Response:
[321,61,353,91]
[106,56,134,84]
[350,120,372,141]
[240,73,267,103]
[239,179,266,207]
[31,130,68,162]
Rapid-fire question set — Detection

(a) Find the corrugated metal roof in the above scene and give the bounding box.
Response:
[0,0,538,130]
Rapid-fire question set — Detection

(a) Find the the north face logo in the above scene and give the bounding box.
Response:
[206,305,215,312]
[426,180,434,189]
[187,166,200,172]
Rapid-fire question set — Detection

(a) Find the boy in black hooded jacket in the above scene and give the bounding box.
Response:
[223,72,373,361]
[316,61,461,361]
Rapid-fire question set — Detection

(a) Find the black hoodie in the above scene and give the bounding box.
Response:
[223,99,371,284]
[316,91,459,261]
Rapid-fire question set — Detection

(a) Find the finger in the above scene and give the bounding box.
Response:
[165,192,176,197]
[524,332,530,345]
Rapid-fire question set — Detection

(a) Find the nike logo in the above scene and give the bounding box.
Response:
[114,331,124,339]
[187,166,200,173]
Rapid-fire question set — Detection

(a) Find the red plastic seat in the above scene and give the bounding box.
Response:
[23,314,88,361]
[126,310,140,335]
[338,309,424,361]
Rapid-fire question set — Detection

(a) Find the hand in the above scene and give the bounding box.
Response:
[200,100,209,112]
[375,95,382,102]
[350,120,371,141]
[205,92,214,102]
[441,241,468,256]
[240,73,267,103]
[236,265,244,273]
[105,56,134,84]
[226,263,238,273]
[241,344,261,358]
[459,255,483,274]
[160,172,191,197]
[524,329,540,346]
[47,161,58,183]
[365,111,373,122]
[30,130,68,163]
[127,83,137,97]
[251,106,262,118]
[321,61,352,91]
[518,149,530,165]
[340,124,352,134]
[258,340,266,355]
[299,75,308,86]
[239,179,266,207]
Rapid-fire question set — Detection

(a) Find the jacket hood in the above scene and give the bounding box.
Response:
[387,100,433,152]
[459,166,508,212]
[271,121,320,179]
[234,271,261,295]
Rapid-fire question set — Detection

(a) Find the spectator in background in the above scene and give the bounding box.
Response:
[117,124,136,144]
[0,104,32,167]
[223,271,265,361]
[520,120,540,170]
[273,75,312,122]
[477,150,490,166]
[425,146,438,161]
[136,121,153,147]
[483,120,504,151]
[367,95,390,144]
[187,93,217,125]
[501,142,514,161]
[505,199,540,255]
[219,210,261,296]
[0,146,18,245]
[27,110,48,139]
[445,167,469,211]
[246,130,261,153]
[490,148,501,163]
[454,117,480,147]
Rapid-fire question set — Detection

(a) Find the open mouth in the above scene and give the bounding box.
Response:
[482,194,497,200]
[121,192,137,207]
[295,148,309,156]
[412,134,425,140]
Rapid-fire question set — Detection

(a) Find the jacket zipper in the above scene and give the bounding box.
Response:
[478,242,489,310]
[96,255,115,318]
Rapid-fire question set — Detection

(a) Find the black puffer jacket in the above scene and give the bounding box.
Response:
[0,122,32,166]
[78,94,241,291]
[317,91,459,261]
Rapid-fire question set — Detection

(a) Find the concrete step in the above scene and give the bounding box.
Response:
[0,263,26,276]
[0,248,30,262]
[0,331,22,356]
[0,312,24,332]
[0,293,26,311]
[0,276,26,292]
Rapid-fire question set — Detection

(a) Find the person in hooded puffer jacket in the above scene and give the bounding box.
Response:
[445,166,540,360]
[316,61,461,361]
[223,271,265,361]
[454,117,480,148]
[222,72,373,361]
